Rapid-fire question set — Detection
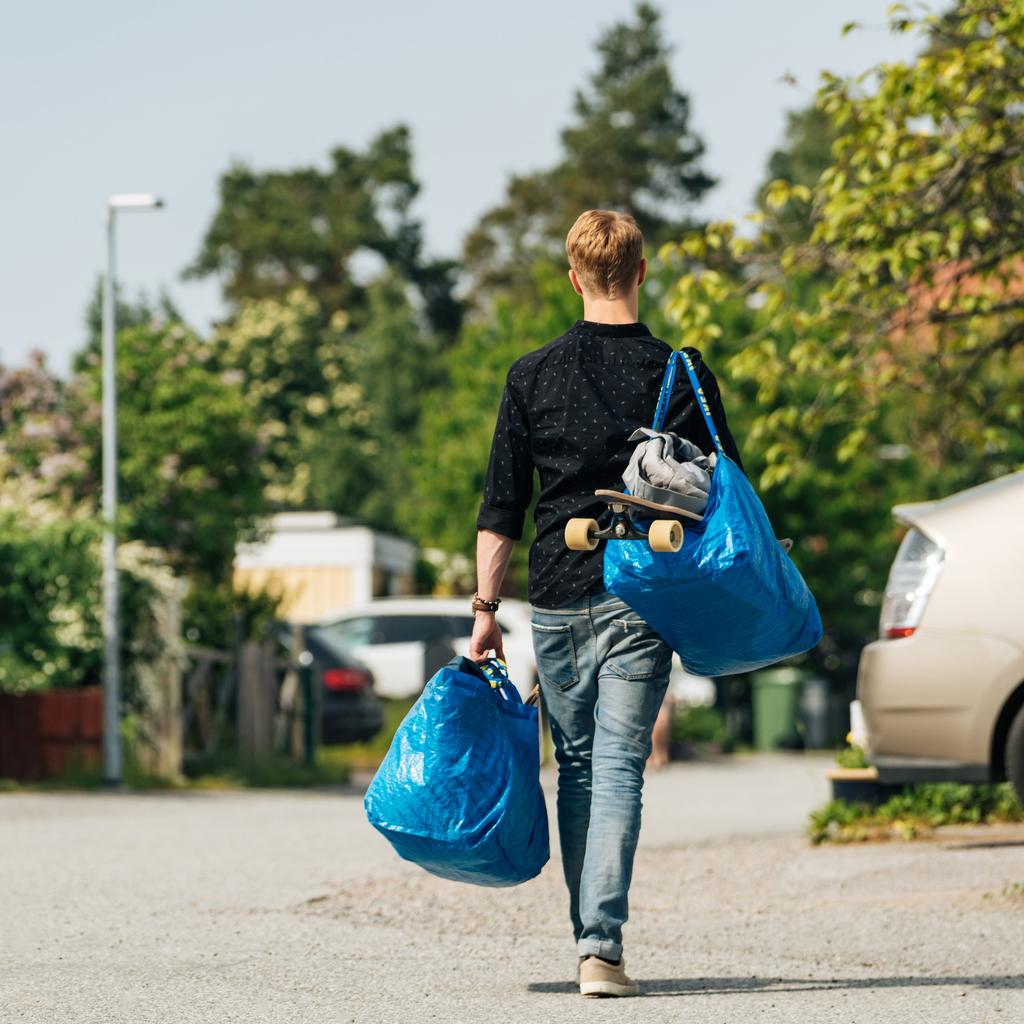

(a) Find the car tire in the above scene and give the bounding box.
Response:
[1006,704,1024,806]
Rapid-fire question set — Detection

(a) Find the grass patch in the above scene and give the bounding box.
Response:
[810,783,1024,845]
[1,756,354,792]
[187,752,353,789]
[0,756,183,792]
[318,697,416,774]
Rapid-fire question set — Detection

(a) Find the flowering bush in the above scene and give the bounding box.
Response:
[0,507,185,703]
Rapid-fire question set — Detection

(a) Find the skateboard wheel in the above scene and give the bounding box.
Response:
[648,520,683,553]
[565,518,599,551]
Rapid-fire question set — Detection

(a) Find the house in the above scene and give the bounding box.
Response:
[233,512,417,623]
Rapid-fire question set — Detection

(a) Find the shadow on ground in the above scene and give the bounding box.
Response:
[528,974,1024,997]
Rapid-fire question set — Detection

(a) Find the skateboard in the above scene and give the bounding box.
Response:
[564,489,703,554]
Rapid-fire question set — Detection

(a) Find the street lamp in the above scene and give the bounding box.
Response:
[102,192,165,786]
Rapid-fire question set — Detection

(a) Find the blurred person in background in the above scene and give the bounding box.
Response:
[648,695,676,771]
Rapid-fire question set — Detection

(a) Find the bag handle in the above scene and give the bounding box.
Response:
[477,656,513,700]
[651,350,724,455]
[480,657,541,706]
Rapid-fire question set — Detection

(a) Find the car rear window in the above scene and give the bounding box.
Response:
[322,610,510,648]
[306,627,359,665]
[373,615,455,643]
[447,615,507,636]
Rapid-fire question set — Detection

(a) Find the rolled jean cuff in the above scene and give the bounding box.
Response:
[577,938,622,961]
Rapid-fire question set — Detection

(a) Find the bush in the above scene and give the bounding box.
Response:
[181,574,282,649]
[671,704,730,747]
[809,783,1024,845]
[0,508,184,708]
[835,743,870,769]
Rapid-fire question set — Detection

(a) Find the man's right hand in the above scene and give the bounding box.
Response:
[469,611,505,663]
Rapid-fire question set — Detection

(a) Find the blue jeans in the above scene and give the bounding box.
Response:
[531,590,672,961]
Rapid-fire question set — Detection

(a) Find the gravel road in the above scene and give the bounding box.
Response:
[3,753,1022,1023]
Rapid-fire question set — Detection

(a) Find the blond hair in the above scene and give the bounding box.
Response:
[565,210,644,298]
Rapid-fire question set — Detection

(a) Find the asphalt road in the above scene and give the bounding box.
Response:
[3,753,1023,1023]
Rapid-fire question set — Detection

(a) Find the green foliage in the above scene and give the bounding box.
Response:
[0,512,101,693]
[810,783,1024,844]
[180,575,282,650]
[835,743,870,769]
[2,332,267,695]
[185,751,352,789]
[304,275,446,530]
[75,320,266,581]
[671,704,729,746]
[561,0,715,233]
[463,1,714,298]
[0,509,184,704]
[209,283,442,531]
[663,0,1024,667]
[406,3,723,587]
[400,265,579,591]
[758,104,838,245]
[4,321,265,588]
[0,352,94,508]
[209,288,362,510]
[185,126,461,337]
[76,279,181,372]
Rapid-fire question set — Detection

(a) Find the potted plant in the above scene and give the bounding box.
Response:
[827,741,903,805]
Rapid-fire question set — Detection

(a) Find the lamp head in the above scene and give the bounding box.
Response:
[108,193,165,210]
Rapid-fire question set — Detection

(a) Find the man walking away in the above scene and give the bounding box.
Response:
[468,210,742,998]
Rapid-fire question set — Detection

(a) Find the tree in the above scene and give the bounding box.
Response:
[74,321,266,582]
[3,338,273,652]
[0,506,185,708]
[0,351,93,508]
[208,288,363,511]
[185,126,462,337]
[463,2,715,298]
[207,274,449,532]
[76,279,182,373]
[303,274,446,529]
[399,266,581,591]
[758,104,838,245]
[663,0,1024,669]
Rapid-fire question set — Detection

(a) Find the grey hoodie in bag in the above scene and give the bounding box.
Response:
[622,427,716,517]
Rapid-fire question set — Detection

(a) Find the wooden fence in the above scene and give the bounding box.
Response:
[181,633,311,773]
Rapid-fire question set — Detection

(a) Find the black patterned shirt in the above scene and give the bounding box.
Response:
[477,320,743,609]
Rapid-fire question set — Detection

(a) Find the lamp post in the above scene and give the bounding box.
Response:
[101,192,165,786]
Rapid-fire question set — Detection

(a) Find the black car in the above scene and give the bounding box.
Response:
[277,625,383,745]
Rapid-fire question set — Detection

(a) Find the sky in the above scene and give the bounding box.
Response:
[0,1,922,376]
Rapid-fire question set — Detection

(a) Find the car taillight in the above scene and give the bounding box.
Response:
[322,668,368,692]
[879,527,944,639]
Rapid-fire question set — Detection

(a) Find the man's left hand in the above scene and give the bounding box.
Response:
[469,611,505,663]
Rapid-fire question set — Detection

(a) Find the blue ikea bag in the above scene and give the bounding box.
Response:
[364,656,549,887]
[603,350,822,676]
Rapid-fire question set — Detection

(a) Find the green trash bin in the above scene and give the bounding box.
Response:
[751,667,803,750]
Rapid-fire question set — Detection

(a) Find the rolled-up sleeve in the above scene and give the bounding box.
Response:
[476,371,533,540]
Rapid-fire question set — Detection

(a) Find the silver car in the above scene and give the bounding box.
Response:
[855,471,1024,801]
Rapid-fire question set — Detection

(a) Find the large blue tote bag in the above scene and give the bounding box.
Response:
[603,350,822,676]
[364,656,549,887]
